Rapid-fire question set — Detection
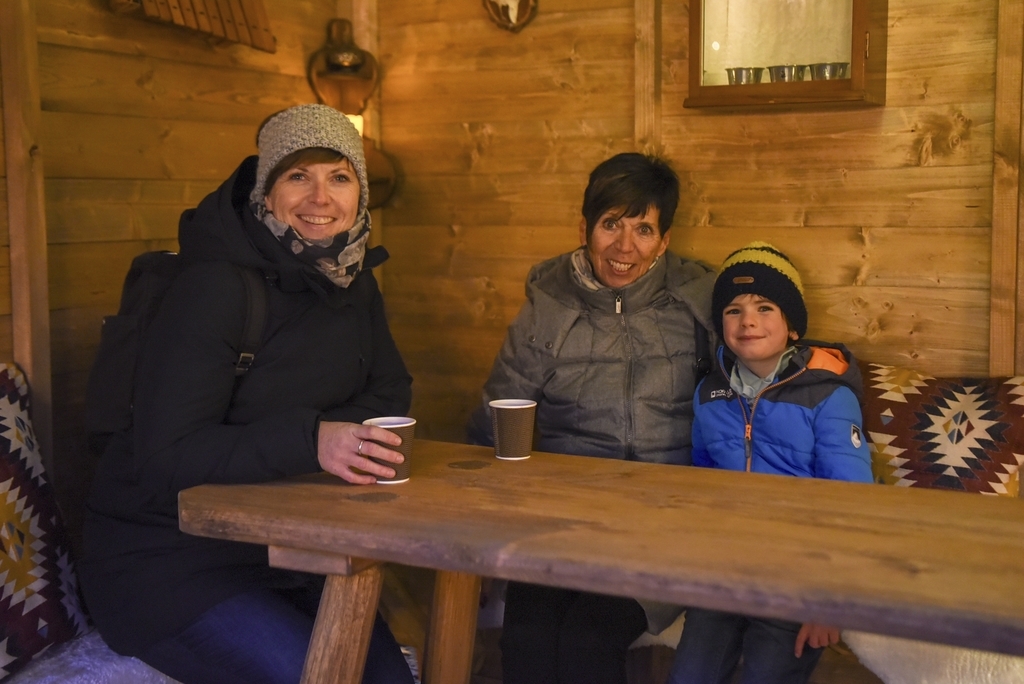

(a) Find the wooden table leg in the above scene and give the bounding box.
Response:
[423,570,482,684]
[300,564,384,684]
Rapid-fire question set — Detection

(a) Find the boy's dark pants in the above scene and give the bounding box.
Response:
[669,607,824,684]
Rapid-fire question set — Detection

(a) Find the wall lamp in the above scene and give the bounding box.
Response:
[307,19,397,209]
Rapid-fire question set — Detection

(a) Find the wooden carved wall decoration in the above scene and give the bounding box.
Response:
[483,0,537,33]
[108,0,276,53]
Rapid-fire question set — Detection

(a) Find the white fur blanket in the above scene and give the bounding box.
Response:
[6,630,179,684]
[843,630,1024,684]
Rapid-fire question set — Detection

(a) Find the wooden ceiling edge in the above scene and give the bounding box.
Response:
[0,0,55,470]
[993,0,1024,376]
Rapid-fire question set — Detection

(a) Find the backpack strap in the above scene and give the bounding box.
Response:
[234,266,269,376]
[694,315,712,383]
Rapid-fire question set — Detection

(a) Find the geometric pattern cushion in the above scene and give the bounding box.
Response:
[0,364,88,680]
[861,364,1024,497]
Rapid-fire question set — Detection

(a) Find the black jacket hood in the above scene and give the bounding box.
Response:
[177,156,387,301]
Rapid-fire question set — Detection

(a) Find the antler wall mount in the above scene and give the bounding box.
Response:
[483,0,537,33]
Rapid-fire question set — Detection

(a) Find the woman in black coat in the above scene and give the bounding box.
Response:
[80,104,415,684]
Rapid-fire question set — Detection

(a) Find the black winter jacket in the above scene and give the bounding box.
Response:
[80,157,411,655]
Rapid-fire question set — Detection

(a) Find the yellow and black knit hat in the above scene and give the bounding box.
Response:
[712,241,806,339]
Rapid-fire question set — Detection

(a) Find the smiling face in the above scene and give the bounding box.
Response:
[264,158,361,242]
[580,206,669,289]
[722,294,799,378]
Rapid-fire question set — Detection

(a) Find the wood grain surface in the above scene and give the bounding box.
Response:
[423,570,479,684]
[179,439,1024,657]
[301,567,383,684]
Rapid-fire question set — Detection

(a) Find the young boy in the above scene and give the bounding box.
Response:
[669,242,873,684]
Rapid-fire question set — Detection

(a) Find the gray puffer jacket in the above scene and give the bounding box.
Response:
[468,249,715,465]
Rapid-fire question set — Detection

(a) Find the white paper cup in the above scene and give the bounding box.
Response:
[362,416,415,483]
[489,399,537,460]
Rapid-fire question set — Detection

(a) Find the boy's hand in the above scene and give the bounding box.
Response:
[794,623,840,657]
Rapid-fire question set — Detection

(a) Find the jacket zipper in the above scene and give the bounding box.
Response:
[617,294,636,460]
[740,367,807,472]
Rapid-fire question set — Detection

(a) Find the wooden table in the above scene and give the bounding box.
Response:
[178,439,1024,683]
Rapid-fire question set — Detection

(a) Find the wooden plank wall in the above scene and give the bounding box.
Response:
[663,0,994,372]
[377,0,1002,442]
[378,0,637,441]
[35,0,342,545]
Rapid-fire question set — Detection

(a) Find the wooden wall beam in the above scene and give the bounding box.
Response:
[351,0,378,141]
[352,0,383,288]
[634,0,660,154]
[994,0,1024,375]
[0,0,54,468]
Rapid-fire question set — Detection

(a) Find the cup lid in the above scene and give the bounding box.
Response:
[363,416,416,428]
[489,399,537,409]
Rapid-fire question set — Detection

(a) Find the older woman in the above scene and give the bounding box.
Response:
[468,152,716,684]
[80,105,415,684]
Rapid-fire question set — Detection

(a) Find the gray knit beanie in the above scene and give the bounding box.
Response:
[251,104,368,217]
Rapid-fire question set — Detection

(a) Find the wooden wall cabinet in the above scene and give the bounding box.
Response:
[684,0,887,108]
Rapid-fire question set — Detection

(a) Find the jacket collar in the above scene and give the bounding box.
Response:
[571,254,670,314]
[526,249,716,335]
[716,341,864,399]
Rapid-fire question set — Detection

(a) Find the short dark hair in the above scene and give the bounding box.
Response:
[264,147,349,195]
[581,153,680,239]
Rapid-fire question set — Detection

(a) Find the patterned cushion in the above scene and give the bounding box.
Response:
[0,364,88,680]
[861,364,1024,497]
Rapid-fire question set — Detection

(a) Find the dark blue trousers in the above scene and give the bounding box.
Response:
[500,581,647,684]
[668,608,823,684]
[139,587,415,684]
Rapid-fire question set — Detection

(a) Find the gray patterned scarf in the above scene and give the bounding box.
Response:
[254,202,369,288]
[249,104,372,289]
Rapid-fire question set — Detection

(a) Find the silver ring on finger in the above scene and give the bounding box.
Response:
[357,440,364,456]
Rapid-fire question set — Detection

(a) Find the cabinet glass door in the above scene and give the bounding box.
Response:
[701,0,852,86]
[685,0,885,108]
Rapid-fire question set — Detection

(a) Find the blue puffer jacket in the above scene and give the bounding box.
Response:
[692,341,872,482]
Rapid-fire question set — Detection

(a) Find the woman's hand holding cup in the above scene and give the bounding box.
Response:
[317,421,404,484]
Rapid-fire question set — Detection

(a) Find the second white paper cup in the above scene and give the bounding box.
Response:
[489,399,537,460]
